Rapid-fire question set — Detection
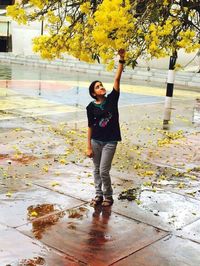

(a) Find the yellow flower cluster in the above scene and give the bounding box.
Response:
[143,18,179,58]
[6,3,27,25]
[80,2,91,14]
[92,0,135,64]
[46,10,60,24]
[29,0,46,9]
[177,30,199,53]
[157,130,184,147]
[6,0,200,68]
[163,0,170,6]
[32,0,134,65]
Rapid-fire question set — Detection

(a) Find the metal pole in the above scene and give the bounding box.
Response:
[6,21,10,52]
[197,49,200,73]
[163,51,177,128]
[41,20,44,35]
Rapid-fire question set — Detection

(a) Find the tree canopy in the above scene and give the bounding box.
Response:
[7,0,200,69]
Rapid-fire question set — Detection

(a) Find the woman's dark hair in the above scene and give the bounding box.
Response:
[89,80,100,99]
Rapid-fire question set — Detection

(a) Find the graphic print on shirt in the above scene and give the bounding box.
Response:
[99,112,112,128]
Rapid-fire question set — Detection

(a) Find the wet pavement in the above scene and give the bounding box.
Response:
[0,73,200,266]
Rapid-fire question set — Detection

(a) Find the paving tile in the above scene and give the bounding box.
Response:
[0,177,33,194]
[0,116,44,129]
[0,127,67,156]
[18,204,167,266]
[113,235,200,266]
[177,218,200,243]
[0,224,81,266]
[0,185,83,227]
[33,164,97,201]
[113,190,200,231]
[147,133,200,170]
[152,176,200,200]
[33,164,136,202]
[44,111,86,124]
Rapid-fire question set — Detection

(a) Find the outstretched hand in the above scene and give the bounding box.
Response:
[118,49,125,59]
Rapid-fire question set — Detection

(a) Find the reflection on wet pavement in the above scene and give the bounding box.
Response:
[18,204,167,265]
[27,203,58,220]
[19,256,45,266]
[30,211,65,240]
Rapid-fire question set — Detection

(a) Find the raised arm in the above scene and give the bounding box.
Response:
[113,49,126,92]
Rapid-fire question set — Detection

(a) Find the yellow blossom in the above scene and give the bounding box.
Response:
[30,211,38,217]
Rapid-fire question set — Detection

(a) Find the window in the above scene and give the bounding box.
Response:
[0,0,15,9]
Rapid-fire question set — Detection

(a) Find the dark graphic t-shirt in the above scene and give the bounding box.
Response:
[86,88,121,142]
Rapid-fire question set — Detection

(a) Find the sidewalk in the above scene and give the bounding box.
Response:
[0,80,200,266]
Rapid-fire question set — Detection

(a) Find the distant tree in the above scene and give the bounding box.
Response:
[7,0,200,69]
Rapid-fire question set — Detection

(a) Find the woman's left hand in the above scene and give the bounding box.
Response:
[118,49,125,59]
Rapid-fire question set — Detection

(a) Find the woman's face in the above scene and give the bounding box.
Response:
[93,82,106,98]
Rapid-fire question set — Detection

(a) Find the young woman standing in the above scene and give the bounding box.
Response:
[86,49,125,207]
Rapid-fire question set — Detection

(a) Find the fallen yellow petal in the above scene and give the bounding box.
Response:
[30,211,38,217]
[51,181,60,187]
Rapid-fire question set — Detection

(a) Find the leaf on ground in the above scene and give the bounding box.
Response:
[6,192,12,197]
[42,166,49,172]
[177,182,185,189]
[51,181,60,187]
[143,181,152,186]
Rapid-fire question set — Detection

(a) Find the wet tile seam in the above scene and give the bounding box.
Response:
[14,210,64,229]
[174,232,200,246]
[111,209,170,234]
[14,202,86,230]
[1,103,82,111]
[149,163,200,178]
[32,182,89,203]
[177,215,200,232]
[148,161,188,171]
[167,189,200,203]
[109,233,172,266]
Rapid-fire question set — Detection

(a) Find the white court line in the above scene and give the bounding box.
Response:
[75,100,165,112]
[119,100,165,108]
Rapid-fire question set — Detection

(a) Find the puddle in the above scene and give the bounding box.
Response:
[12,154,37,164]
[0,154,9,160]
[30,212,65,240]
[27,204,65,239]
[19,256,45,266]
[68,206,89,219]
[0,154,37,165]
[27,204,57,220]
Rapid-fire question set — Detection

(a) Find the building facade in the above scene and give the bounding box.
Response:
[0,0,14,52]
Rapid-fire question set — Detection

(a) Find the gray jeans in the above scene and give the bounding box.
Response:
[91,139,117,197]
